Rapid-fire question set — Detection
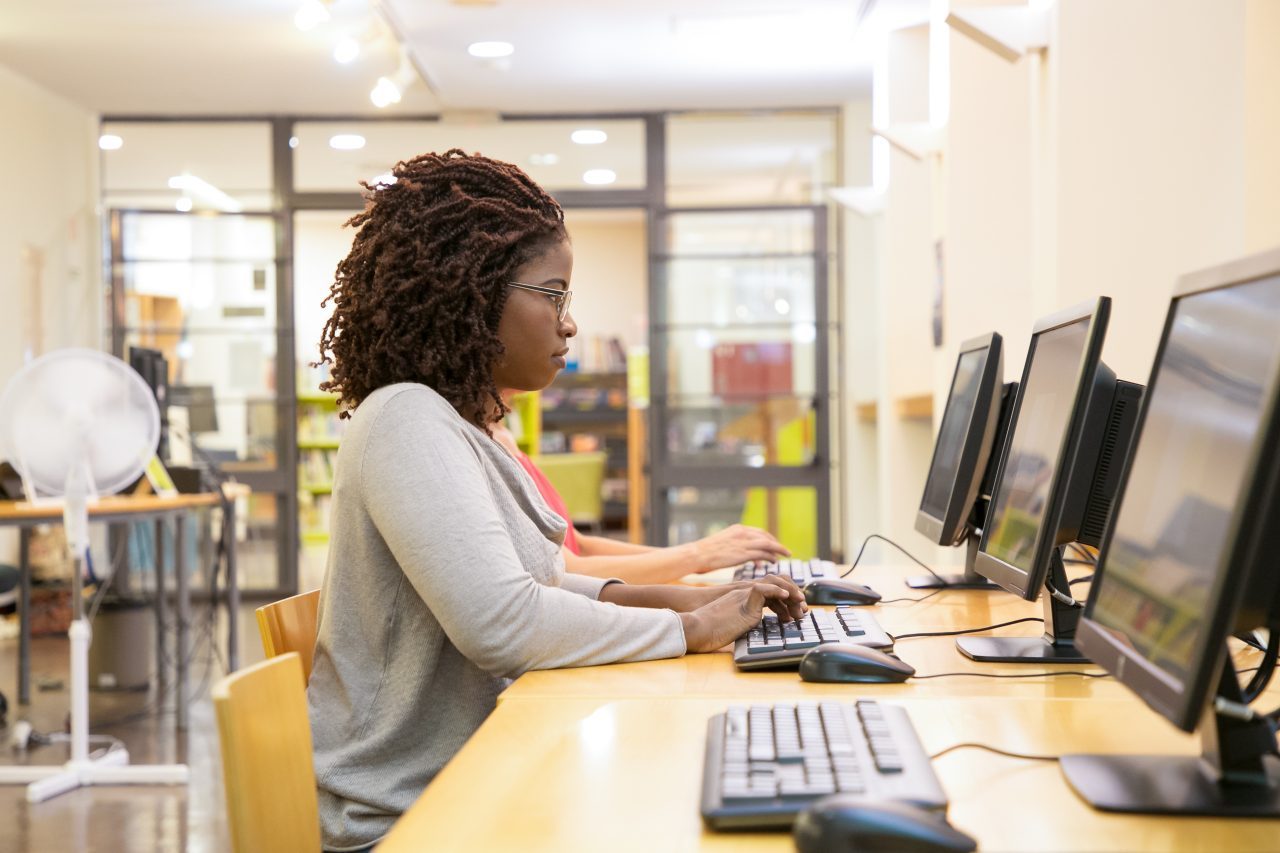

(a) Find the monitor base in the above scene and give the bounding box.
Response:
[955,636,1090,663]
[1061,753,1280,816]
[905,573,1000,590]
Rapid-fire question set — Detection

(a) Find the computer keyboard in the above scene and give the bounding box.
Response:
[733,607,892,670]
[733,558,838,586]
[700,699,948,829]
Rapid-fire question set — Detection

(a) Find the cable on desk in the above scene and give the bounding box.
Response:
[929,742,1061,763]
[1046,583,1084,609]
[840,533,946,584]
[889,616,1043,641]
[1066,543,1098,565]
[913,670,1109,681]
[1067,574,1094,586]
[1242,625,1279,704]
[879,587,946,606]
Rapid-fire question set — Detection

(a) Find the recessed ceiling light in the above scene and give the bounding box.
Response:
[468,41,514,58]
[582,169,617,185]
[98,134,123,151]
[774,298,791,315]
[329,134,366,151]
[370,77,402,108]
[529,153,560,166]
[333,37,360,64]
[294,0,329,32]
[175,197,193,212]
[369,173,397,187]
[571,129,607,145]
[289,136,300,149]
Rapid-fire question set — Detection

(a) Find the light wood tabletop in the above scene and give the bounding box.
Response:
[378,694,1280,852]
[0,492,222,521]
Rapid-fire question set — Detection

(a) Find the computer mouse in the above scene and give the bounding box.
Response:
[798,643,915,684]
[804,578,881,606]
[794,796,977,853]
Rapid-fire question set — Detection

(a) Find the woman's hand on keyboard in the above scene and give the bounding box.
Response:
[680,576,807,653]
[679,524,791,573]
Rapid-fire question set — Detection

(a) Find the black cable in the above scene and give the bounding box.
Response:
[1068,574,1094,586]
[929,742,1060,762]
[879,588,945,606]
[913,670,1109,680]
[890,616,1044,642]
[1242,627,1279,703]
[840,533,945,583]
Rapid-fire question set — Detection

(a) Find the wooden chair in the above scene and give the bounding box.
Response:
[213,652,321,853]
[256,589,321,681]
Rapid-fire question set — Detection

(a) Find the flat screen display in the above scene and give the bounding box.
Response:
[982,320,1090,572]
[1089,274,1280,687]
[920,348,986,519]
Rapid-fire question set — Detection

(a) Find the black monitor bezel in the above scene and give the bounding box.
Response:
[915,332,1005,547]
[1075,248,1280,733]
[974,297,1111,601]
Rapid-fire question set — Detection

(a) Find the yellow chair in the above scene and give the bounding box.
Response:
[536,451,607,532]
[256,589,321,682]
[213,652,321,853]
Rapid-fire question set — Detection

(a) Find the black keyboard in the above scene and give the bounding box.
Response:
[700,699,948,829]
[733,558,837,586]
[733,607,892,670]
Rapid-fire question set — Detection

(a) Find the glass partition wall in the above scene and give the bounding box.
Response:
[101,110,840,596]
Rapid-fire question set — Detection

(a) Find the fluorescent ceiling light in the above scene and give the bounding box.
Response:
[333,37,360,64]
[294,0,329,32]
[175,197,193,212]
[97,134,123,151]
[582,169,617,186]
[468,41,514,58]
[571,129,607,145]
[166,174,242,212]
[329,134,366,151]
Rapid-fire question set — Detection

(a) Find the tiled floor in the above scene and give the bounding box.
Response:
[0,604,265,852]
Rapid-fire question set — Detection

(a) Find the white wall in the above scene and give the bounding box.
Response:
[0,63,99,560]
[562,209,648,369]
[1245,0,1280,253]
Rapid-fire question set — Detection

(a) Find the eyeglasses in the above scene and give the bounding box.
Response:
[506,281,573,323]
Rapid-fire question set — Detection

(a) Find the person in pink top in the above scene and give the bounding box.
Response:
[491,420,789,584]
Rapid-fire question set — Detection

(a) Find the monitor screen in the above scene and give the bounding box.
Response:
[982,319,1090,573]
[1087,272,1280,693]
[919,348,986,520]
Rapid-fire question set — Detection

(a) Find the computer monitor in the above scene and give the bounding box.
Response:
[911,332,1014,589]
[958,297,1144,663]
[1063,247,1280,816]
[169,385,219,434]
[128,346,169,459]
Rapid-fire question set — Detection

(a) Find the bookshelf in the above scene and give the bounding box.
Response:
[297,391,343,544]
[539,372,630,530]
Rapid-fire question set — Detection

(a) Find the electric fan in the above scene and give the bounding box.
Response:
[0,348,189,802]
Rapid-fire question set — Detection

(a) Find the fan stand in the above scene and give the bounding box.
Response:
[0,481,188,802]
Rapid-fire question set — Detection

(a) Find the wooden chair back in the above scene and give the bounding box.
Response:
[213,652,321,853]
[256,589,321,681]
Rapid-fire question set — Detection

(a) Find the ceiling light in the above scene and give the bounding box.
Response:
[370,77,401,107]
[289,136,300,149]
[529,153,560,166]
[571,129,608,145]
[774,298,791,315]
[329,134,366,151]
[97,134,123,151]
[166,174,242,212]
[369,172,397,187]
[294,0,330,32]
[333,37,360,64]
[582,169,617,186]
[175,197,193,212]
[468,41,514,58]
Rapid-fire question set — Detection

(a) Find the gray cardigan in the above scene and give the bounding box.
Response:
[306,383,686,850]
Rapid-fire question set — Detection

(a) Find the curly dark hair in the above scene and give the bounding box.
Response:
[316,149,566,432]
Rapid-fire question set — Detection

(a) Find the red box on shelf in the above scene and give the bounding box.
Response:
[712,342,793,398]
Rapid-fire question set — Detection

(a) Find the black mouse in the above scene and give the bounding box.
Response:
[794,796,977,853]
[804,578,881,606]
[799,643,915,684]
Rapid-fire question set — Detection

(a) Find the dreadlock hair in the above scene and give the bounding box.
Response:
[316,149,566,433]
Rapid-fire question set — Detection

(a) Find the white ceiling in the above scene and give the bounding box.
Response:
[0,0,929,117]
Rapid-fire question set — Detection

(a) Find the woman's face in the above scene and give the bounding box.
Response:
[493,238,577,392]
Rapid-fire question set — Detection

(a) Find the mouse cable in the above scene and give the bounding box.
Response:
[888,616,1044,642]
[929,742,1060,763]
[878,587,946,606]
[840,533,946,584]
[1067,574,1094,585]
[912,670,1109,681]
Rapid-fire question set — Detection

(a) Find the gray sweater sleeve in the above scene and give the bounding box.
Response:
[359,391,686,677]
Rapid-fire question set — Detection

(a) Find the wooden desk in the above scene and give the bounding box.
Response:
[379,695,1280,852]
[0,492,237,727]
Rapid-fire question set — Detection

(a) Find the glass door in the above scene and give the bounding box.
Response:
[650,207,832,558]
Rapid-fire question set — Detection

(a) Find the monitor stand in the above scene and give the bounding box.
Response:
[1061,655,1280,816]
[905,535,1000,590]
[955,547,1090,663]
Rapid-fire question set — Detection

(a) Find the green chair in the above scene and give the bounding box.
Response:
[536,451,607,533]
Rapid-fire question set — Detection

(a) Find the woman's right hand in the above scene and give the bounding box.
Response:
[679,575,807,653]
[683,524,791,573]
